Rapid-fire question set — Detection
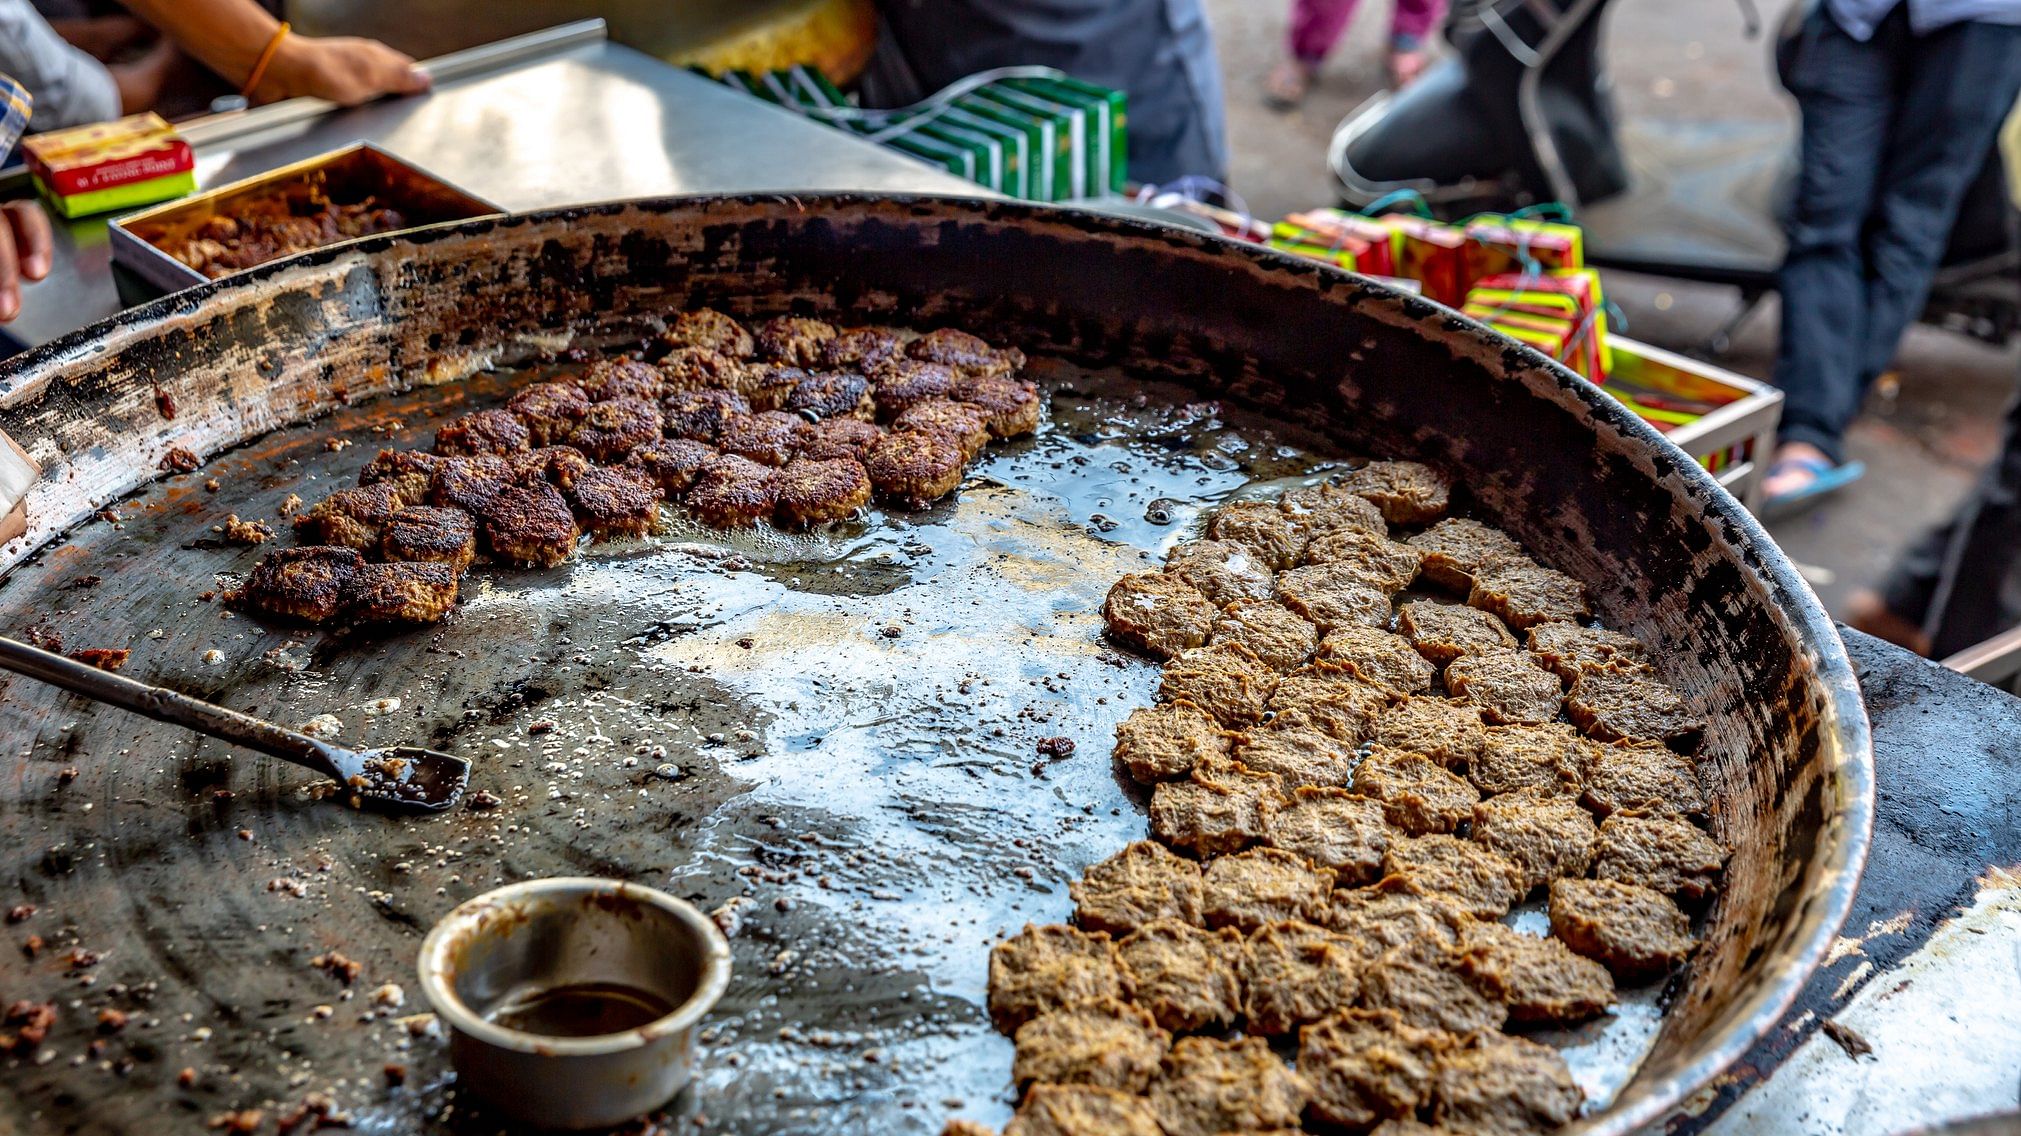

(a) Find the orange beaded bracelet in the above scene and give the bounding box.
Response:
[241,22,291,100]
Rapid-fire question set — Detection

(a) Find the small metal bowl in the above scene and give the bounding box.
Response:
[417,877,732,1130]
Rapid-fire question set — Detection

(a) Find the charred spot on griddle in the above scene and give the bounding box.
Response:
[68,648,130,672]
[240,546,366,624]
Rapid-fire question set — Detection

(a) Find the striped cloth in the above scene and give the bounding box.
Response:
[0,73,31,161]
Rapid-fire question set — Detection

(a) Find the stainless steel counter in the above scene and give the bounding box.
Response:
[9,29,975,347]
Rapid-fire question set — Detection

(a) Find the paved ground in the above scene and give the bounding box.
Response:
[1199,0,2021,630]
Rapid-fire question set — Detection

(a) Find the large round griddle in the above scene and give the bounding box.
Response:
[0,195,1872,1134]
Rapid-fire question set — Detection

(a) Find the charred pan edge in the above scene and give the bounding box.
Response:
[0,193,1872,1135]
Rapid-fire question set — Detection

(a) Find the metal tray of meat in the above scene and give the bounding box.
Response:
[0,195,1872,1135]
[107,141,503,296]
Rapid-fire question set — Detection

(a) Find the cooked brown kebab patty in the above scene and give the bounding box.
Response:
[577,356,666,402]
[784,370,875,421]
[379,505,477,574]
[862,428,970,506]
[237,314,1039,629]
[892,398,993,462]
[1036,472,1735,1136]
[773,457,873,529]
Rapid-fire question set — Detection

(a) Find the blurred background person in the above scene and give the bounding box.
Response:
[862,0,1228,186]
[1265,0,1442,108]
[0,0,159,128]
[1760,0,2021,515]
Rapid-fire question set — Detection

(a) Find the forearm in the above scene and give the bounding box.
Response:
[118,0,279,94]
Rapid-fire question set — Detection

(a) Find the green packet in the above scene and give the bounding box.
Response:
[934,104,1028,199]
[720,70,780,103]
[1007,76,1127,195]
[970,85,1079,201]
[788,65,849,109]
[754,70,804,108]
[914,118,1005,194]
[881,107,1005,194]
[886,130,975,183]
[953,95,1047,201]
[783,65,865,133]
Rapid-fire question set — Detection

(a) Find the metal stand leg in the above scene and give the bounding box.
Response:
[1696,287,1769,360]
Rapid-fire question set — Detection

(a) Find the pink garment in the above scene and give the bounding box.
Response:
[1289,0,1444,62]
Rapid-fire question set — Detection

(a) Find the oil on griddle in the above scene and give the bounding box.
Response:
[0,318,1712,1136]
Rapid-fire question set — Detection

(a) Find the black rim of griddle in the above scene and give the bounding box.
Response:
[0,192,1876,1135]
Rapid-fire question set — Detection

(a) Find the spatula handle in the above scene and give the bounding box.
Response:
[0,636,346,780]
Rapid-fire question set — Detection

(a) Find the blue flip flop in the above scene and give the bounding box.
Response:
[1759,455,1865,520]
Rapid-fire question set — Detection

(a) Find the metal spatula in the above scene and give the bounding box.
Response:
[0,635,469,813]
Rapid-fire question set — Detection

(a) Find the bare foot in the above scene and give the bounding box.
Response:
[1761,441,1833,500]
[1388,49,1430,88]
[1264,59,1315,109]
[1846,589,1933,656]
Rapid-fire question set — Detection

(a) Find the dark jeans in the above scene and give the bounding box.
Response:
[1880,383,2021,658]
[1773,7,2021,464]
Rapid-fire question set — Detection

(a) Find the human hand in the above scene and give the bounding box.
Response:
[0,202,54,323]
[261,35,431,107]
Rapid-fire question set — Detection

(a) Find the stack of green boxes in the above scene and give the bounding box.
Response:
[712,66,1127,202]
